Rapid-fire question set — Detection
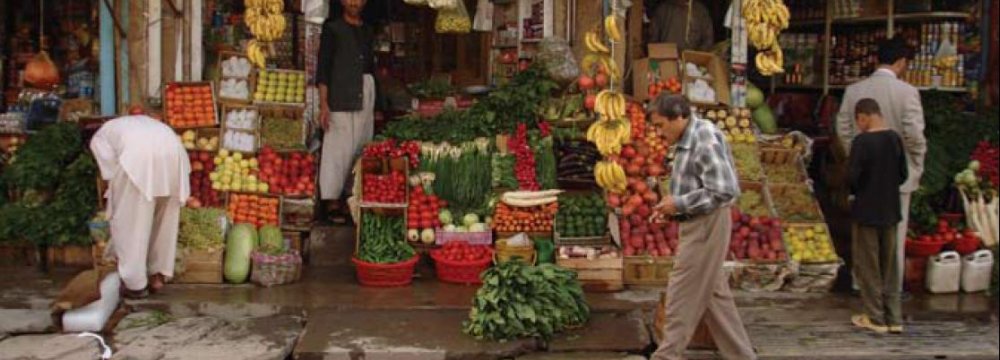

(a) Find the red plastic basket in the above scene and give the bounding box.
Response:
[352,255,420,287]
[905,239,946,258]
[952,236,981,255]
[430,249,494,285]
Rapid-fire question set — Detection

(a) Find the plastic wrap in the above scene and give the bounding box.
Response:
[536,38,580,85]
[435,1,471,34]
[782,260,842,293]
[728,262,792,292]
[251,250,303,287]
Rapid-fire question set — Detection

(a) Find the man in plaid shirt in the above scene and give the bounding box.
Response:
[649,95,756,360]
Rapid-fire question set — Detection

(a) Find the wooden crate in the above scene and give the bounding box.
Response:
[174,248,224,284]
[653,292,717,349]
[163,81,220,129]
[556,256,624,292]
[0,245,38,266]
[46,245,95,267]
[767,183,825,223]
[624,256,673,287]
[760,146,800,165]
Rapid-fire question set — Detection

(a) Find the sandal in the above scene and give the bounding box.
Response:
[851,314,888,334]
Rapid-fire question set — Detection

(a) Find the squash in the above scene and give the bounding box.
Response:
[224,224,258,283]
[258,225,284,255]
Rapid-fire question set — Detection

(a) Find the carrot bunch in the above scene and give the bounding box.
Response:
[228,193,280,228]
[492,202,558,233]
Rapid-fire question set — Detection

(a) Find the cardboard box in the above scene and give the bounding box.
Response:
[681,51,731,106]
[633,44,681,102]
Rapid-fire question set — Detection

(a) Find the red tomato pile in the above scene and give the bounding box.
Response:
[407,186,447,230]
[188,151,222,207]
[910,219,980,248]
[648,77,682,99]
[362,139,421,168]
[165,84,216,128]
[258,147,316,196]
[628,102,645,141]
[362,170,407,204]
[433,242,492,263]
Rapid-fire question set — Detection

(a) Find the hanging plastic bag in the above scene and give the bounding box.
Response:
[536,37,580,85]
[472,0,493,32]
[428,0,458,10]
[435,1,471,34]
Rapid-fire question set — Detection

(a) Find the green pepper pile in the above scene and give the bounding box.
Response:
[464,261,590,341]
[359,212,414,264]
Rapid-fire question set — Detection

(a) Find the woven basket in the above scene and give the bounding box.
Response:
[430,249,494,285]
[251,250,303,287]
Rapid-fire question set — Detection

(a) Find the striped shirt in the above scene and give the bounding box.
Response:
[668,116,741,215]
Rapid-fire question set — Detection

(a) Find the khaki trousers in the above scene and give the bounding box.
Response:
[109,170,181,291]
[853,223,902,326]
[319,74,375,200]
[652,206,756,360]
[895,192,911,289]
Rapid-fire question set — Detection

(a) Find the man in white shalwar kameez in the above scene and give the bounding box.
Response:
[90,115,190,297]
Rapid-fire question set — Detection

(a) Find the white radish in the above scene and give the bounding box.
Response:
[503,189,564,200]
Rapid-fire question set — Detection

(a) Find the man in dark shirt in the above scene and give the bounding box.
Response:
[848,98,908,335]
[316,0,377,219]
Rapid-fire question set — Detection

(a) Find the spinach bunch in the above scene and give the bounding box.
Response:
[358,212,414,264]
[0,123,97,246]
[464,261,589,341]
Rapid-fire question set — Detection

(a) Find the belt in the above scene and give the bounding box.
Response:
[671,214,694,222]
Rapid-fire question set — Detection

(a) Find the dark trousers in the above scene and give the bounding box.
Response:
[852,223,902,326]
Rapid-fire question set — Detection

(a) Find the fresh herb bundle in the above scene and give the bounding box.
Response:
[463,261,590,341]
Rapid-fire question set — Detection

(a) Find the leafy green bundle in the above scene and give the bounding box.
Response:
[0,123,97,246]
[464,261,590,341]
[179,208,227,251]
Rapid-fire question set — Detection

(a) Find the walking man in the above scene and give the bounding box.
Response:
[836,38,927,290]
[90,113,191,298]
[316,0,378,221]
[649,95,756,360]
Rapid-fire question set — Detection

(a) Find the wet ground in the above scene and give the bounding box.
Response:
[1,225,998,359]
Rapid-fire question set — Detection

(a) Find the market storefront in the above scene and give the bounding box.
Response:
[0,0,997,348]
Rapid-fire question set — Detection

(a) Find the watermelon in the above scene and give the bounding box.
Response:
[224,223,258,283]
[752,104,778,135]
[746,82,765,109]
[258,225,285,255]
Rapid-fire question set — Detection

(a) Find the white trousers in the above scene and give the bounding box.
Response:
[109,170,181,291]
[320,74,375,200]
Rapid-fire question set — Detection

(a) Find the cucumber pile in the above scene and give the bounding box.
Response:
[556,192,607,238]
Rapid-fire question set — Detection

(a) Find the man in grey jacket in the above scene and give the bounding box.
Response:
[836,38,927,290]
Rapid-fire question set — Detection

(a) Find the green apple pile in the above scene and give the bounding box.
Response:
[254,70,305,104]
[209,149,269,193]
[784,224,837,263]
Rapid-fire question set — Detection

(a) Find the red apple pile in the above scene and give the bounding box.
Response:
[407,186,447,230]
[188,151,222,207]
[605,142,667,217]
[258,146,316,196]
[728,209,786,262]
[620,214,678,257]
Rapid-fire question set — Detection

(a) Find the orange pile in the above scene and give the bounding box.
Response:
[165,84,216,128]
[227,193,280,228]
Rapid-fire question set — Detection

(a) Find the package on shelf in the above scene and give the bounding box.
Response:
[633,43,683,102]
[681,51,730,106]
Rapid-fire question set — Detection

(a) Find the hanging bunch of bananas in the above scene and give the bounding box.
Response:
[245,0,287,42]
[594,90,626,120]
[595,160,627,194]
[755,44,785,76]
[743,0,789,75]
[604,14,623,43]
[246,40,267,69]
[587,119,631,156]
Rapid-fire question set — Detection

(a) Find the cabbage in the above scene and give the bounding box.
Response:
[439,210,454,225]
[443,224,457,232]
[462,213,480,227]
[421,228,436,244]
[469,223,487,232]
[224,224,257,283]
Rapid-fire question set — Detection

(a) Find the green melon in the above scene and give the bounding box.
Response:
[752,105,778,135]
[224,223,258,283]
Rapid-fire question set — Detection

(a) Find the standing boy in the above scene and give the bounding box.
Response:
[649,95,756,360]
[848,98,908,334]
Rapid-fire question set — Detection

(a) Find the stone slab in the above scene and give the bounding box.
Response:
[0,334,102,360]
[0,309,54,334]
[517,352,646,360]
[546,311,650,353]
[294,309,538,360]
[112,314,303,360]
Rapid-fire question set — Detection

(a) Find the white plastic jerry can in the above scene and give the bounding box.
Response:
[961,250,995,293]
[926,251,962,294]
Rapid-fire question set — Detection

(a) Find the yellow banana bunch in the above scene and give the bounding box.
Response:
[604,15,622,43]
[594,90,626,120]
[246,40,268,69]
[584,30,610,54]
[595,161,627,194]
[245,0,286,42]
[743,0,789,50]
[587,119,631,156]
[755,45,785,76]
